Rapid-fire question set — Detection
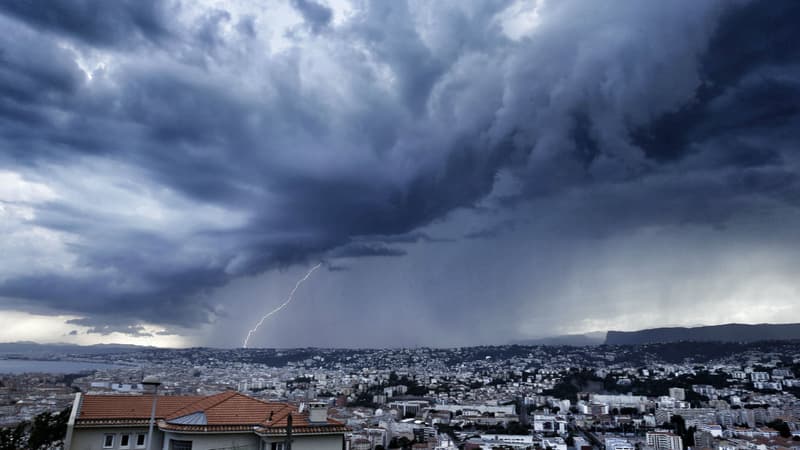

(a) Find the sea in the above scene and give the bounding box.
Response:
[0,359,122,374]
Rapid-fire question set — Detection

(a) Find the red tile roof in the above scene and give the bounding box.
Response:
[167,391,293,426]
[78,394,202,420]
[75,392,348,435]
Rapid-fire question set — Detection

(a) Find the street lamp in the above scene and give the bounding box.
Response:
[142,376,162,450]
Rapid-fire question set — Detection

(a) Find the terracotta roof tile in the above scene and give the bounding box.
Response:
[166,391,239,421]
[78,395,202,420]
[166,391,295,426]
[76,392,347,434]
[202,392,282,426]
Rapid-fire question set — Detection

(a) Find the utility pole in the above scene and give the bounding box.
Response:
[285,414,292,450]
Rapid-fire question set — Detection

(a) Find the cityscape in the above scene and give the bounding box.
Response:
[2,0,800,449]
[2,336,800,449]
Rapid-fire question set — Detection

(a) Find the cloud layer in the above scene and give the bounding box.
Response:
[1,0,799,343]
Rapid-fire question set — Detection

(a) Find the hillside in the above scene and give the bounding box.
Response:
[513,332,606,346]
[605,323,800,345]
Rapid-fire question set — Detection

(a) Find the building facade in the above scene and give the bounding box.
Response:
[65,392,348,450]
[646,431,683,450]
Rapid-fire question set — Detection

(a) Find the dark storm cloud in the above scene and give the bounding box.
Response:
[1,0,799,337]
[66,319,153,337]
[0,15,85,134]
[464,220,519,240]
[0,0,171,47]
[290,0,333,33]
[632,0,800,162]
[324,264,349,272]
[352,231,452,244]
[331,243,407,258]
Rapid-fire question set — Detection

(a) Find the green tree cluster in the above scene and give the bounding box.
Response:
[767,420,792,439]
[0,407,70,450]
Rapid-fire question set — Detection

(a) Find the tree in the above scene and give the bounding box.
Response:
[668,415,696,450]
[670,415,686,436]
[506,421,530,435]
[397,436,412,450]
[767,420,792,439]
[28,408,70,450]
[0,423,26,450]
[684,426,696,448]
[0,407,71,450]
[435,423,459,441]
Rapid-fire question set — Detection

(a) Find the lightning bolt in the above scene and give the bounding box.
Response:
[242,262,322,348]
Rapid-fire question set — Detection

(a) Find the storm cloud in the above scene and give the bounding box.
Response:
[1,0,799,344]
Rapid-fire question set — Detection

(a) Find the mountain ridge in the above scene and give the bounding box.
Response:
[605,323,800,345]
[5,323,800,352]
[0,341,155,356]
[512,331,606,346]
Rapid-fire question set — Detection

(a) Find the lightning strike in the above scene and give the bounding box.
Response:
[242,263,322,348]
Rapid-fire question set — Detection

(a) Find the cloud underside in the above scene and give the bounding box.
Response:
[0,0,799,336]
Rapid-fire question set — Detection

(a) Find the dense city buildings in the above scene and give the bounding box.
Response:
[2,340,800,449]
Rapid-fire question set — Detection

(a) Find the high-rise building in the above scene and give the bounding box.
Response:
[646,431,683,450]
[668,388,685,401]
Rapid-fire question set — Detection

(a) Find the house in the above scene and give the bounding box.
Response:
[64,391,348,450]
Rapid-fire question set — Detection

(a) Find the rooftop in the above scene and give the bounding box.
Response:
[75,391,348,434]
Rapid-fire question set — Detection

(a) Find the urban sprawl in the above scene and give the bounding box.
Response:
[2,341,800,449]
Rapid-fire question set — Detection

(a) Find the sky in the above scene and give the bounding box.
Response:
[1,0,799,348]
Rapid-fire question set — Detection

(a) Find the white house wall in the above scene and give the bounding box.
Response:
[161,431,258,450]
[70,427,163,450]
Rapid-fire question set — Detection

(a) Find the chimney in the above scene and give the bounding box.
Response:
[308,401,328,423]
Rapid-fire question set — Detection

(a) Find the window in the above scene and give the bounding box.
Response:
[103,434,115,448]
[136,434,146,448]
[270,443,286,450]
[170,439,193,450]
[120,434,130,448]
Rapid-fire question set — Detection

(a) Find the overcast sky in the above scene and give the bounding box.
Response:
[1,0,799,348]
